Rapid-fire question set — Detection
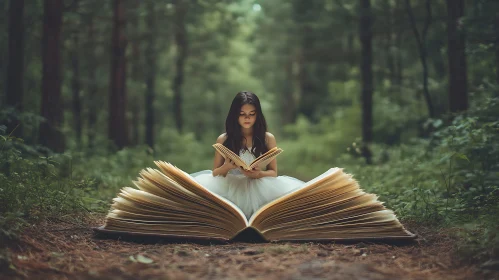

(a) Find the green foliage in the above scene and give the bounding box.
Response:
[270,94,498,262]
[66,128,214,206]
[0,108,45,144]
[343,96,499,262]
[278,106,360,180]
[465,0,499,85]
[0,119,218,245]
[0,212,26,245]
[0,124,90,243]
[454,221,499,263]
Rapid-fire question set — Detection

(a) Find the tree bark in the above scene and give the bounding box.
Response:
[297,62,317,120]
[172,0,189,133]
[39,0,65,153]
[394,0,404,86]
[405,0,435,118]
[87,18,98,149]
[385,0,396,85]
[109,0,128,149]
[130,42,141,146]
[281,57,297,126]
[496,43,499,86]
[446,0,468,113]
[496,15,499,87]
[145,1,157,148]
[129,0,142,146]
[71,33,82,147]
[359,0,373,165]
[347,32,356,67]
[6,0,25,137]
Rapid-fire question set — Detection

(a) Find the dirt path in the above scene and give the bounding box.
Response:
[2,214,496,280]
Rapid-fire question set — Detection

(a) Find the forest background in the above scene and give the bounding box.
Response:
[1,0,498,271]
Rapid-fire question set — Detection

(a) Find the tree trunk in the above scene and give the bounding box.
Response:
[172,0,189,133]
[446,0,468,113]
[109,0,128,149]
[395,32,403,86]
[128,0,141,146]
[130,42,141,146]
[394,0,404,86]
[297,38,324,121]
[145,1,157,148]
[496,43,499,86]
[297,63,317,120]
[6,0,25,137]
[87,18,98,149]
[39,0,65,153]
[71,33,82,147]
[405,0,435,118]
[496,15,499,87]
[359,0,373,165]
[347,32,356,67]
[281,57,297,126]
[297,53,326,122]
[385,0,396,85]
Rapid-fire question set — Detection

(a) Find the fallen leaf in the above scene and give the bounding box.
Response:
[137,254,154,264]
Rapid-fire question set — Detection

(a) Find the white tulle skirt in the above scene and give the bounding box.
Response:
[191,170,305,219]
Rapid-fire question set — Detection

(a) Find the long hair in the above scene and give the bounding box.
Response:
[223,91,268,157]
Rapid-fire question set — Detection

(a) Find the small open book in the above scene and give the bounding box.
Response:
[94,161,416,242]
[212,143,283,170]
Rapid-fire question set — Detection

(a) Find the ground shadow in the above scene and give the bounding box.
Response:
[92,226,418,246]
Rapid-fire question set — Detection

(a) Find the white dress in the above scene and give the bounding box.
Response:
[191,148,305,219]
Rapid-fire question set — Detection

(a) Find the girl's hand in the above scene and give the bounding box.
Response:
[223,159,238,171]
[240,167,261,179]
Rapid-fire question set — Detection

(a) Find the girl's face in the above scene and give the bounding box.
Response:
[238,104,257,129]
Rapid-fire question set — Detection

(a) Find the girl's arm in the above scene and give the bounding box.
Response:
[241,132,278,178]
[260,132,278,177]
[212,134,237,177]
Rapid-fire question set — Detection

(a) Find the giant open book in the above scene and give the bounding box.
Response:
[94,160,416,242]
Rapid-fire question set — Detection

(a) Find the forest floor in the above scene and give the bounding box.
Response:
[2,214,498,280]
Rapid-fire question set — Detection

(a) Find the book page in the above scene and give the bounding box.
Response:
[133,168,221,211]
[99,161,249,240]
[155,161,248,227]
[249,148,283,170]
[213,144,283,171]
[248,168,416,241]
[212,144,250,170]
[248,168,341,224]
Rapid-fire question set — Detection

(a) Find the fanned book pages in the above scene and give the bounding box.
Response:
[94,161,417,242]
[212,143,283,171]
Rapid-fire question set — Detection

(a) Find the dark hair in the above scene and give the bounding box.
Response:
[223,91,268,157]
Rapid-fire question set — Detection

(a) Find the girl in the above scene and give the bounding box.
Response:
[192,91,304,219]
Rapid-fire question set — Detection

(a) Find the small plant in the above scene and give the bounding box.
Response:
[0,124,90,243]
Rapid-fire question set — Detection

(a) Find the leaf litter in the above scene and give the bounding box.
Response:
[1,214,497,280]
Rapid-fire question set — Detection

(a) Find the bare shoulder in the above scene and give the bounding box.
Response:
[265,132,276,141]
[265,132,277,148]
[216,133,227,144]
